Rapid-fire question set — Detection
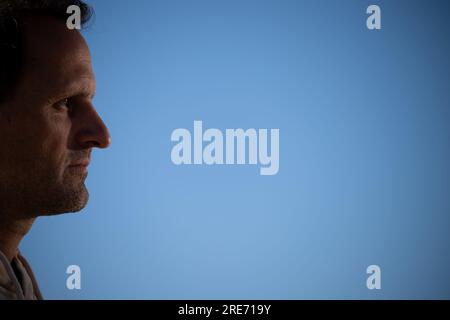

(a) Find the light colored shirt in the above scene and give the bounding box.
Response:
[0,250,43,300]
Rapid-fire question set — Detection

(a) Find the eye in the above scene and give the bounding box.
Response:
[54,98,73,113]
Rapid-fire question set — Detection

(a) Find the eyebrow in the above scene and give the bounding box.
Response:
[56,77,96,100]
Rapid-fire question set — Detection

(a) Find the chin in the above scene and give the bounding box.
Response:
[38,185,90,216]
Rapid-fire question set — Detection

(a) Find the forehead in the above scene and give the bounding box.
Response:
[19,15,95,97]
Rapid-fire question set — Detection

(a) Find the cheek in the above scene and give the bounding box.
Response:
[15,111,72,176]
[0,104,72,179]
[39,116,72,174]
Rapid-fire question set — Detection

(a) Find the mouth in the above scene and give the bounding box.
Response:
[68,160,90,170]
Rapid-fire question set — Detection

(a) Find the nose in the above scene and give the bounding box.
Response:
[74,105,111,150]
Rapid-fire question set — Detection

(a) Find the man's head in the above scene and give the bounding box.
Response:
[0,0,110,219]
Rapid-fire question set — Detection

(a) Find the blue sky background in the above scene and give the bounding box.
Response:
[22,0,450,299]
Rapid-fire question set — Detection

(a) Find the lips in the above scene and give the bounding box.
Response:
[68,160,90,168]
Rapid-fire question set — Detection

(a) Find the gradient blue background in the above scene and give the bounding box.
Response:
[22,0,450,299]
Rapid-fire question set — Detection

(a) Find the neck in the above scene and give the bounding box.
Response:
[0,216,35,262]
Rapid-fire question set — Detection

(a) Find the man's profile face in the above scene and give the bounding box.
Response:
[0,16,110,218]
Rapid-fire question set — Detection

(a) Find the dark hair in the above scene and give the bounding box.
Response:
[0,0,93,103]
